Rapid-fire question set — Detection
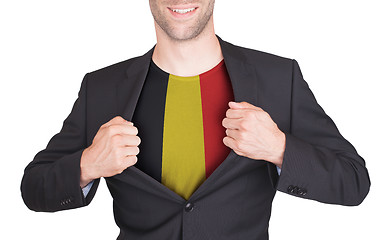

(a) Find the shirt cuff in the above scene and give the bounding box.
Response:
[276,166,282,176]
[81,180,94,198]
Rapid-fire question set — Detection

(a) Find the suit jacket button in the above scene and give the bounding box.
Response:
[287,185,295,193]
[185,202,194,212]
[298,188,307,196]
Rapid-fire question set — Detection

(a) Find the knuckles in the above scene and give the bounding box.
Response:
[243,111,255,119]
[238,119,250,130]
[256,111,270,122]
[113,116,124,121]
[111,116,129,124]
[238,130,248,140]
[110,134,122,145]
[106,125,120,136]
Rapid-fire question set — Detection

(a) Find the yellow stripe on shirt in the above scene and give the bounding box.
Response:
[161,74,206,200]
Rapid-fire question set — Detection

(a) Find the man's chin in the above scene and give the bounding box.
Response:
[165,25,207,42]
[163,31,200,42]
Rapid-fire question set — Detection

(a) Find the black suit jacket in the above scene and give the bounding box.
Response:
[21,36,370,240]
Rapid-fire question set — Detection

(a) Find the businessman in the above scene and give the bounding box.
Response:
[21,0,370,239]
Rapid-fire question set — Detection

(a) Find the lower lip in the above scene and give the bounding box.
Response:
[168,7,198,19]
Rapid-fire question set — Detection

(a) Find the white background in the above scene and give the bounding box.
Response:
[1,0,383,239]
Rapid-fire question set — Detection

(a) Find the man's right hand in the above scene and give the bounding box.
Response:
[79,116,141,188]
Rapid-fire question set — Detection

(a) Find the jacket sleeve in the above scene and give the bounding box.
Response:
[20,74,100,212]
[276,59,370,206]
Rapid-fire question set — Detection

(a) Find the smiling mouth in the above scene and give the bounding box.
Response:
[168,7,198,17]
[170,7,197,14]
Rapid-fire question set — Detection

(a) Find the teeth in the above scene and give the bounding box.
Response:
[172,8,196,14]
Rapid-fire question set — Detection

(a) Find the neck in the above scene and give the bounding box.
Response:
[152,18,223,77]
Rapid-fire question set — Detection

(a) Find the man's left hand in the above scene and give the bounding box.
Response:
[222,101,286,168]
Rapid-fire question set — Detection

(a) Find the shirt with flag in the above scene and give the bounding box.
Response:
[131,59,234,200]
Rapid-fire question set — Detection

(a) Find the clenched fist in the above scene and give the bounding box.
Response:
[80,116,141,187]
[222,101,285,168]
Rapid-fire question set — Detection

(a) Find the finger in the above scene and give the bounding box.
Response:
[225,128,240,140]
[106,124,139,137]
[223,136,246,156]
[112,134,141,147]
[121,146,140,156]
[117,155,138,171]
[122,134,141,146]
[222,117,242,130]
[228,101,263,111]
[226,108,246,119]
[123,155,138,167]
[223,136,239,151]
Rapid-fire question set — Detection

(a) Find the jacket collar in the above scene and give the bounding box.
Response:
[117,35,259,121]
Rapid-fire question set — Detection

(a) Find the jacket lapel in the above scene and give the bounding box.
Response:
[218,35,259,106]
[116,46,155,122]
[114,36,261,201]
